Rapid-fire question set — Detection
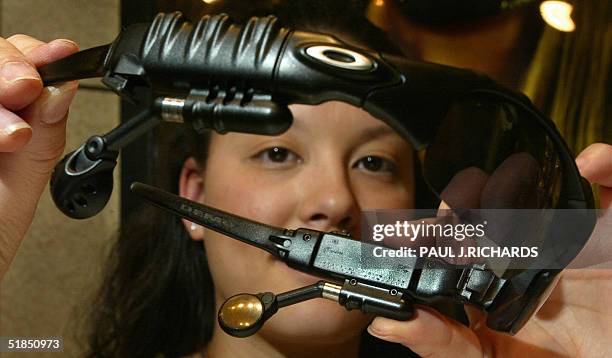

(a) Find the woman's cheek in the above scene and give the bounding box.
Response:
[353,178,414,210]
[201,165,303,299]
[212,183,295,226]
[204,167,299,227]
[203,230,274,298]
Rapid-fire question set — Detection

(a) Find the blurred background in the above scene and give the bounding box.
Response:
[0,0,609,356]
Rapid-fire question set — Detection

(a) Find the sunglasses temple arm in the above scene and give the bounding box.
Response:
[39,44,112,86]
[130,182,289,256]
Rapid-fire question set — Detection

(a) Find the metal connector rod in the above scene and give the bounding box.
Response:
[276,281,326,308]
[103,109,159,153]
[160,97,185,123]
[321,282,342,301]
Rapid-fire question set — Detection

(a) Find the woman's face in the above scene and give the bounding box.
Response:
[180,101,414,346]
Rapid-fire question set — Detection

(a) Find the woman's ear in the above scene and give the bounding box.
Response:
[179,157,205,241]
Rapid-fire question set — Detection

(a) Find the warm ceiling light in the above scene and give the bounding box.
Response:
[202,0,218,4]
[375,0,385,6]
[540,1,576,32]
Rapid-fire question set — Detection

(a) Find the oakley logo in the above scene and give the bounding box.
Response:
[305,45,374,71]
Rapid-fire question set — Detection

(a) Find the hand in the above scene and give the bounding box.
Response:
[367,143,612,357]
[0,35,79,280]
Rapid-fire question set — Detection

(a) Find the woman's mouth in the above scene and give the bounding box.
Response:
[269,255,323,287]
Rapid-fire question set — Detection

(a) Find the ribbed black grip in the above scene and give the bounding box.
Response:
[139,12,289,91]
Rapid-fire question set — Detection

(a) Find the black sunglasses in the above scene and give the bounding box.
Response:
[40,12,596,336]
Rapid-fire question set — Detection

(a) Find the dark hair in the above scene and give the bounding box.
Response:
[87,125,214,357]
[86,2,431,356]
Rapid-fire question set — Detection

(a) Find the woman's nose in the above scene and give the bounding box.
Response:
[297,165,360,232]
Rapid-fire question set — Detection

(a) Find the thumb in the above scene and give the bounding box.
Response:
[367,307,487,357]
[576,143,612,208]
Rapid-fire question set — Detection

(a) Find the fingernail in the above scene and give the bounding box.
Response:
[39,81,78,124]
[1,122,32,137]
[0,61,40,83]
[0,107,31,137]
[50,38,79,50]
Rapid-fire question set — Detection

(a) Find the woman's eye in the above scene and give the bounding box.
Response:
[354,156,396,174]
[253,147,301,166]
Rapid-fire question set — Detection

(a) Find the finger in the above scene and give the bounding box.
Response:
[436,168,488,265]
[9,36,79,68]
[375,167,488,250]
[6,34,46,57]
[0,37,42,110]
[0,105,32,152]
[576,143,612,188]
[16,81,78,174]
[15,37,80,133]
[0,38,79,154]
[464,305,487,330]
[368,306,486,357]
[440,166,489,209]
[376,168,489,255]
[0,83,77,279]
[0,36,78,153]
[600,187,612,209]
[0,37,78,280]
[481,152,541,209]
[18,38,80,131]
[0,35,47,153]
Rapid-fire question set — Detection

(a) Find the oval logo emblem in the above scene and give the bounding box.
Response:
[305,45,374,71]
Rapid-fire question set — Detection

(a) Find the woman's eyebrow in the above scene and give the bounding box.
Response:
[358,125,396,143]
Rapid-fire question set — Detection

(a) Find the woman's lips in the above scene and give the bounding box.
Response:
[268,255,323,287]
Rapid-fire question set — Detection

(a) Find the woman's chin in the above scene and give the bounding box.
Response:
[271,257,323,288]
[244,259,371,342]
[214,254,371,341]
[261,297,370,344]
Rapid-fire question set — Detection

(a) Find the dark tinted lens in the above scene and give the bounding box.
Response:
[423,95,562,209]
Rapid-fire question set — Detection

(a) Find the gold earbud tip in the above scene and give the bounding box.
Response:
[219,294,264,330]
